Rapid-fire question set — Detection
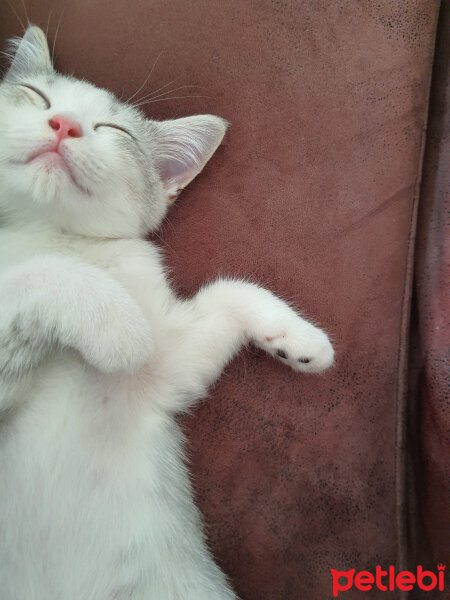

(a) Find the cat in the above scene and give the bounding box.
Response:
[0,26,334,600]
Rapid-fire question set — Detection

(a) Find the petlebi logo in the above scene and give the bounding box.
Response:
[330,563,446,597]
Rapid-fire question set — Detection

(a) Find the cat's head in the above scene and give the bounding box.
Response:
[0,26,227,237]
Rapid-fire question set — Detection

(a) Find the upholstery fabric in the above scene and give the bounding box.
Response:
[0,1,442,598]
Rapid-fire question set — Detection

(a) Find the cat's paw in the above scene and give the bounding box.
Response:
[77,310,154,374]
[254,317,334,373]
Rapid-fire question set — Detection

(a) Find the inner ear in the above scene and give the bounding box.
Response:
[5,25,53,81]
[153,115,227,197]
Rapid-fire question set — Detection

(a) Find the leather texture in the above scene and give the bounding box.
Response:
[0,1,443,598]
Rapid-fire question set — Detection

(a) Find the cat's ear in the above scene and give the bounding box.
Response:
[4,26,53,81]
[153,115,227,199]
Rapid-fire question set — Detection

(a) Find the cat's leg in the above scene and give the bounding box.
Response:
[191,278,334,374]
[0,254,153,410]
[159,278,333,408]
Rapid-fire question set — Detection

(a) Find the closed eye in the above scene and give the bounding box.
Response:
[16,84,51,109]
[94,122,136,140]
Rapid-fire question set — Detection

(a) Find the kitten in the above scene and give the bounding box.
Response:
[0,26,334,600]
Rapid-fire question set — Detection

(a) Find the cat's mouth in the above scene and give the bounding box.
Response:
[31,149,67,169]
[29,147,86,190]
[13,145,89,195]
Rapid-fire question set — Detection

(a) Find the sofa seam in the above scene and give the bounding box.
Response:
[395,2,442,599]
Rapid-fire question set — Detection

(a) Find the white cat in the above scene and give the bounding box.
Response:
[0,26,334,600]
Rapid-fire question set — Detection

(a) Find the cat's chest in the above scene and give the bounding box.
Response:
[65,237,172,313]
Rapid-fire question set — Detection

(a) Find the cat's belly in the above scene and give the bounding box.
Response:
[0,356,201,600]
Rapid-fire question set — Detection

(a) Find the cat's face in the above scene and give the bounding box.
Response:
[0,26,226,238]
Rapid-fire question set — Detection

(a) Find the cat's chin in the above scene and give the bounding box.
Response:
[6,153,89,200]
[28,157,91,196]
[30,153,90,196]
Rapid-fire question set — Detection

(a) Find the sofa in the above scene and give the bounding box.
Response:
[1,1,447,598]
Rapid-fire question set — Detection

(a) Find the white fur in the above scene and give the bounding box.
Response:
[0,27,334,600]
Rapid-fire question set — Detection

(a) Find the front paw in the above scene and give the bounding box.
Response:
[78,312,154,374]
[254,316,334,373]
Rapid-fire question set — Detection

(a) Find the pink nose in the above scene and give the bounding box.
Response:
[48,115,83,140]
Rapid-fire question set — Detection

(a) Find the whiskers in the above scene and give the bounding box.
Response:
[125,51,164,104]
[51,5,68,64]
[133,74,184,103]
[125,55,210,111]
[44,9,54,40]
[3,1,67,68]
[131,84,208,109]
[19,0,30,25]
[4,0,27,33]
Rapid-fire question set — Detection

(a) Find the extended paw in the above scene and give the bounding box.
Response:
[255,319,334,373]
